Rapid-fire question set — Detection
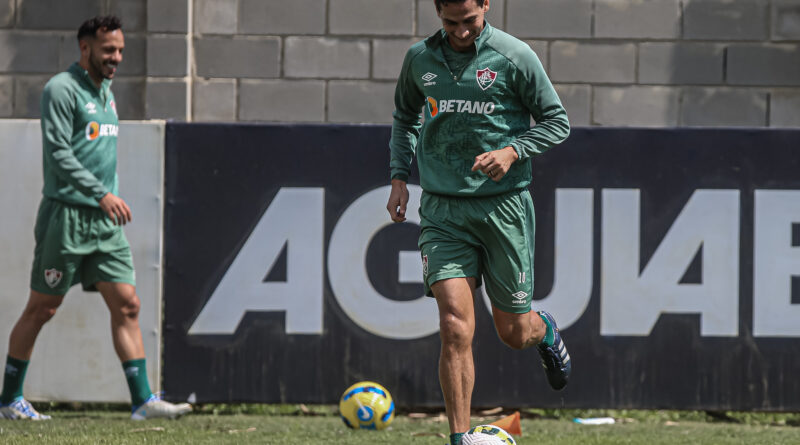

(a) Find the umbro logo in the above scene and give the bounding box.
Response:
[422,72,437,86]
[511,291,528,305]
[85,102,97,114]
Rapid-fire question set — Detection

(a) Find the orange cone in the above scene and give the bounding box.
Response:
[490,411,521,436]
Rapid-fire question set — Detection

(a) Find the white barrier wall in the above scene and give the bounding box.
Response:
[0,120,165,403]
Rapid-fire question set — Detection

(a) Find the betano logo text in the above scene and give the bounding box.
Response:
[427,97,495,118]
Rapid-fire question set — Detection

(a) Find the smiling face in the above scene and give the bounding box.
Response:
[80,27,124,86]
[437,0,489,52]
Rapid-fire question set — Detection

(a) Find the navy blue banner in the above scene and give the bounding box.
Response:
[163,124,800,410]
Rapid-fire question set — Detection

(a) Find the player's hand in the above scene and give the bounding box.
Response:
[387,179,409,223]
[98,193,132,225]
[471,146,519,182]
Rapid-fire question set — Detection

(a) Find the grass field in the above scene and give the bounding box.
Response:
[1,405,799,444]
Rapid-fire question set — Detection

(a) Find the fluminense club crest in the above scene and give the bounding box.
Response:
[476,67,497,90]
[44,268,63,288]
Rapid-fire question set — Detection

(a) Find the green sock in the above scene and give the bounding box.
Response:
[122,359,152,407]
[1,355,29,404]
[539,312,555,347]
[450,432,465,445]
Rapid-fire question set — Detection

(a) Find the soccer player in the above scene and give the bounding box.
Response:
[0,16,191,421]
[386,1,571,443]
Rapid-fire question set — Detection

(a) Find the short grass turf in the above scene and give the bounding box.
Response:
[0,406,799,445]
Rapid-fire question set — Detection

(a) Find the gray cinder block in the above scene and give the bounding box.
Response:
[773,1,800,40]
[506,0,592,39]
[18,0,104,30]
[147,0,188,33]
[110,77,145,119]
[192,79,236,121]
[330,0,413,36]
[683,0,768,40]
[328,81,395,123]
[770,91,800,127]
[0,75,11,116]
[595,0,680,39]
[550,41,636,83]
[116,34,146,77]
[373,38,418,80]
[0,32,60,73]
[147,35,187,77]
[13,75,49,118]
[681,88,766,127]
[553,84,590,127]
[110,0,147,32]
[145,79,187,120]
[0,0,14,28]
[239,79,325,122]
[284,37,369,79]
[594,86,680,127]
[727,44,800,86]
[639,42,724,85]
[194,0,237,35]
[195,36,280,78]
[240,0,326,35]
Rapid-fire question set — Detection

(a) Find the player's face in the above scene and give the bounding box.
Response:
[83,28,125,83]
[438,0,489,52]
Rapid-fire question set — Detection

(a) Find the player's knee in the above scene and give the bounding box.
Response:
[24,302,59,325]
[119,293,141,319]
[439,313,473,348]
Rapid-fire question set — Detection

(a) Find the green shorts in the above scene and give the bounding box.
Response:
[418,188,535,314]
[30,198,135,295]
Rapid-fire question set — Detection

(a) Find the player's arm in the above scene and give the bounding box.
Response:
[41,81,131,225]
[508,49,570,161]
[387,47,425,221]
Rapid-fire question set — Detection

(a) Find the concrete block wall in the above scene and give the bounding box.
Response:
[1,0,799,127]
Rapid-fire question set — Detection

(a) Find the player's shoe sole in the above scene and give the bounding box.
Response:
[537,311,571,391]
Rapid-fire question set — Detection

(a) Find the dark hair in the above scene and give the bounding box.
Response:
[434,0,485,12]
[77,15,122,41]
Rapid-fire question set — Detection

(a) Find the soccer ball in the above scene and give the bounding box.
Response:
[461,425,517,444]
[339,381,395,430]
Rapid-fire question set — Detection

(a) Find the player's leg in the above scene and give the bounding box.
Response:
[7,291,65,361]
[95,280,191,419]
[478,189,571,390]
[432,277,477,445]
[2,198,76,420]
[96,281,145,361]
[0,291,63,420]
[89,214,190,419]
[491,306,547,350]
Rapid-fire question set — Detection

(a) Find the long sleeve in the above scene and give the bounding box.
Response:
[509,51,570,160]
[40,80,109,201]
[389,47,426,182]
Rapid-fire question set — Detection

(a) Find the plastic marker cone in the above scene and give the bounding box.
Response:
[490,411,521,435]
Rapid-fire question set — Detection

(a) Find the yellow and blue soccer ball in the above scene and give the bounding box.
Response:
[338,381,395,430]
[461,424,517,444]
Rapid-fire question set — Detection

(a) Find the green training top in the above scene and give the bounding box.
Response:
[40,62,120,207]
[390,23,570,197]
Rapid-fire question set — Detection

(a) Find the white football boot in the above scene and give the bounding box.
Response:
[131,394,192,420]
[0,398,51,420]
